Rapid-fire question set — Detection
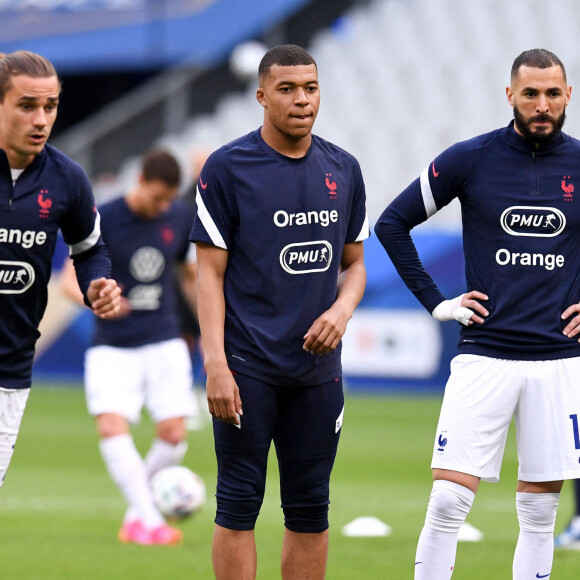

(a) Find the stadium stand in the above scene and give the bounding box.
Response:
[44,0,580,226]
[175,0,580,225]
[0,0,313,72]
[20,0,580,388]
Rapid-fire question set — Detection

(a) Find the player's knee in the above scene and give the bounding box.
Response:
[283,504,329,533]
[516,492,560,533]
[156,417,186,444]
[214,446,268,531]
[96,413,129,439]
[215,497,263,531]
[425,480,475,533]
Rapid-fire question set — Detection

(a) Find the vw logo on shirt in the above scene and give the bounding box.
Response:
[129,247,165,282]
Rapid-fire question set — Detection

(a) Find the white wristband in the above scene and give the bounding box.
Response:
[432,295,473,326]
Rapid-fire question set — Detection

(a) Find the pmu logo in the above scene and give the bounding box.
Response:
[128,284,162,310]
[0,261,35,294]
[500,206,565,237]
[280,240,333,275]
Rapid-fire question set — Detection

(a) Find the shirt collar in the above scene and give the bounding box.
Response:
[504,119,565,153]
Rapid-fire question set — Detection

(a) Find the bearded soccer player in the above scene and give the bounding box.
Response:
[191,45,369,579]
[0,51,121,489]
[375,48,580,579]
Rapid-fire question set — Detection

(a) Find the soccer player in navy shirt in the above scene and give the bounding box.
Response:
[0,51,121,490]
[375,49,580,579]
[61,149,200,545]
[191,45,369,579]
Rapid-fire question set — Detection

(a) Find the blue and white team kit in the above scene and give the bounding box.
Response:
[0,145,110,391]
[0,144,111,486]
[191,129,369,532]
[192,128,369,386]
[85,197,198,423]
[376,121,580,482]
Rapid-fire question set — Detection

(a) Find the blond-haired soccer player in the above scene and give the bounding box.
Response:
[0,50,120,490]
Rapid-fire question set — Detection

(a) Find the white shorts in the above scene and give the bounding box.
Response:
[432,354,580,483]
[85,338,198,424]
[0,387,30,488]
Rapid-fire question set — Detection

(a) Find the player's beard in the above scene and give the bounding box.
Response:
[513,105,566,145]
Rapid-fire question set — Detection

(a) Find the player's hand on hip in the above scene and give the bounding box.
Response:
[561,302,580,339]
[432,291,489,326]
[206,364,242,425]
[303,307,349,356]
[88,278,122,319]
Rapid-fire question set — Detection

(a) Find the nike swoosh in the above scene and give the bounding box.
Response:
[432,161,439,177]
[199,178,208,190]
[536,573,551,578]
[415,562,422,565]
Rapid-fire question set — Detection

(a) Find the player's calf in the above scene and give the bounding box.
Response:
[513,492,559,580]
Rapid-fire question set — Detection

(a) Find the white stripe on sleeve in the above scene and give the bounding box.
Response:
[354,213,370,242]
[185,242,197,263]
[420,166,437,218]
[68,211,102,256]
[196,187,227,250]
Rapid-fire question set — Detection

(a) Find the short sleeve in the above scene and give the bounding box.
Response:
[346,159,370,243]
[189,150,237,250]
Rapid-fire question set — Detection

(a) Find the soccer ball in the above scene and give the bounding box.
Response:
[151,466,206,519]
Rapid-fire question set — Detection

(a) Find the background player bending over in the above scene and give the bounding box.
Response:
[61,149,200,545]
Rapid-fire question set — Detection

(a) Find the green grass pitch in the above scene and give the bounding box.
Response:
[2,385,579,579]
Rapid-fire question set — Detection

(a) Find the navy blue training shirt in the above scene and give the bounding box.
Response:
[93,197,195,348]
[191,129,369,385]
[0,144,111,389]
[375,121,580,361]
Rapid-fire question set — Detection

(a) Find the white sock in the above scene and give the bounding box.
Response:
[513,492,559,580]
[415,480,475,580]
[144,438,188,479]
[124,438,188,523]
[99,434,164,529]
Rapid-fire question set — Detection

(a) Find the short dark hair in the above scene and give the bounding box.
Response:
[511,48,566,83]
[141,149,181,188]
[0,50,60,102]
[258,44,316,79]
